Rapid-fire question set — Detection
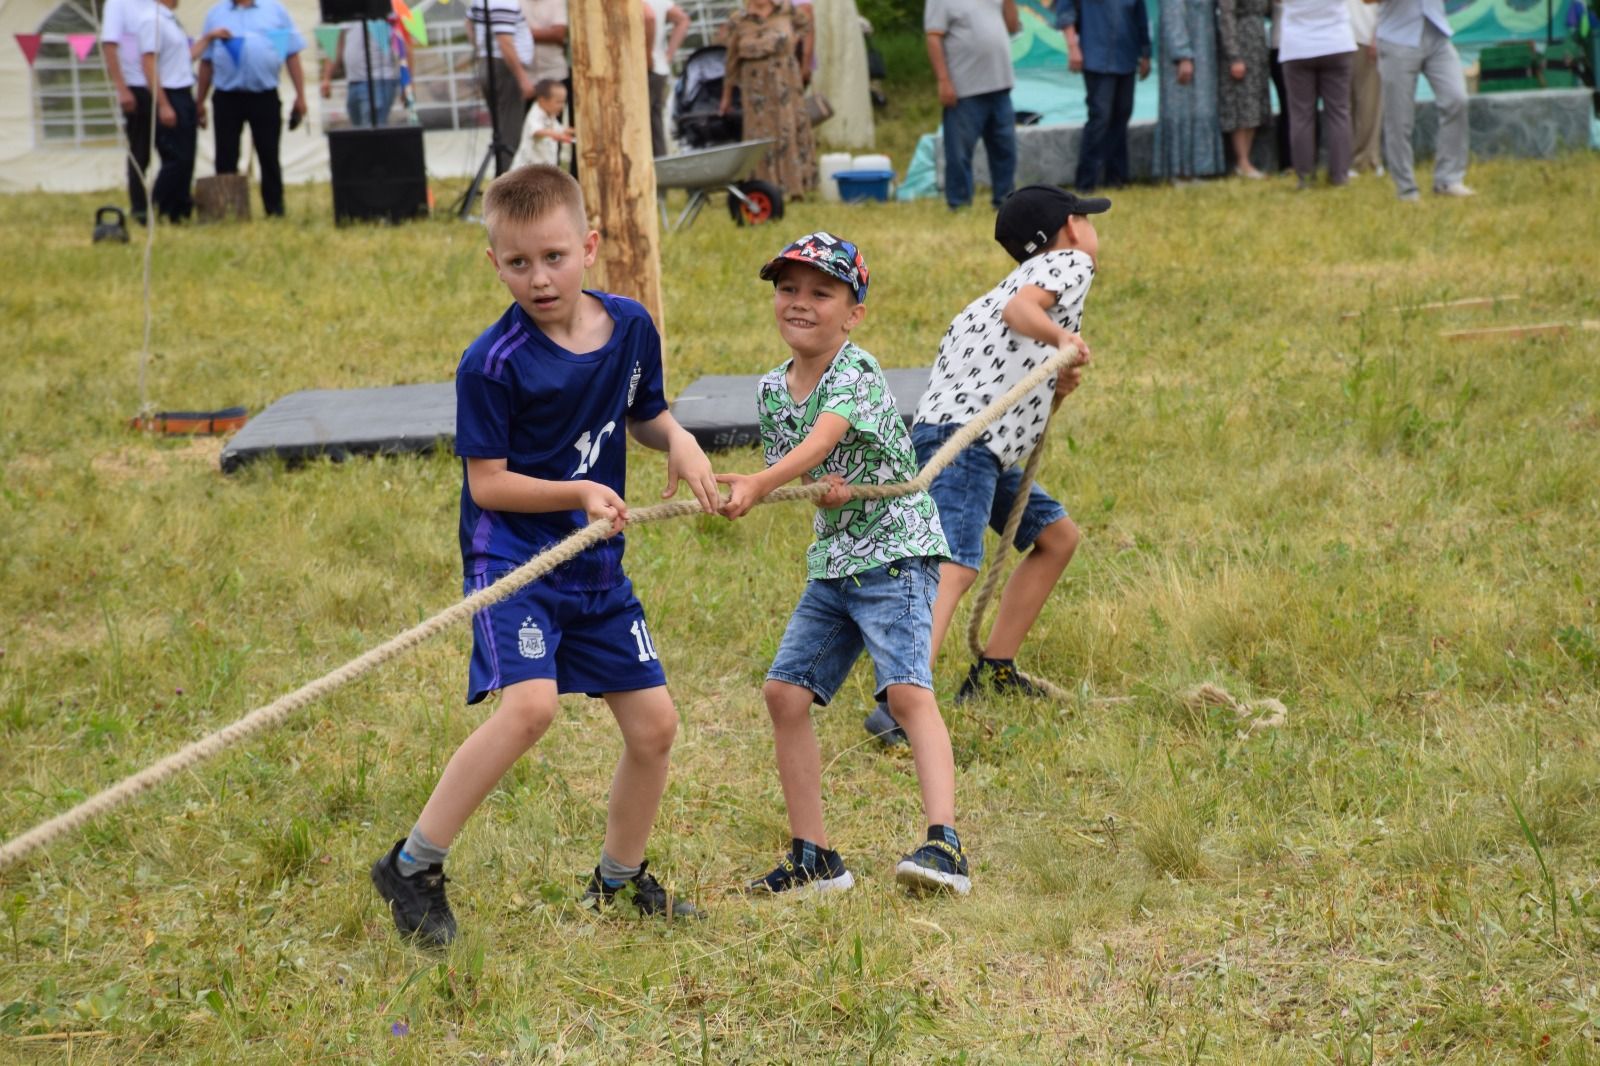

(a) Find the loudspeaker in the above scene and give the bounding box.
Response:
[327,127,428,224]
[319,0,389,22]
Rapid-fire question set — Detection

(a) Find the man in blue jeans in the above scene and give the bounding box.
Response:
[926,0,1020,209]
[1055,0,1150,191]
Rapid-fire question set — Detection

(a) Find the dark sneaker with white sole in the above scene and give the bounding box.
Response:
[895,839,972,896]
[863,703,907,746]
[746,840,855,895]
[954,658,1047,704]
[371,839,458,947]
[583,860,701,919]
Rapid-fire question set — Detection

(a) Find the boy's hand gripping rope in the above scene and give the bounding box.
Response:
[0,348,1081,874]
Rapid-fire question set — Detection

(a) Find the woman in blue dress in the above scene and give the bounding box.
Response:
[1154,0,1226,179]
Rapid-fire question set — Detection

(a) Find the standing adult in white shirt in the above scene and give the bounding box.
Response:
[1279,0,1356,187]
[643,0,689,157]
[1370,0,1472,200]
[138,0,202,221]
[101,0,159,223]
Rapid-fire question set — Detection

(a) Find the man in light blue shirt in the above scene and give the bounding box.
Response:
[195,0,308,216]
[1371,0,1472,200]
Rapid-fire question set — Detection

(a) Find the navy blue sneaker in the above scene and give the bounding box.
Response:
[954,658,1047,704]
[895,839,971,896]
[582,860,700,919]
[371,840,458,947]
[746,840,855,896]
[863,703,907,746]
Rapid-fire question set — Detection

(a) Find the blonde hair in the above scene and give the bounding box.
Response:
[483,164,586,240]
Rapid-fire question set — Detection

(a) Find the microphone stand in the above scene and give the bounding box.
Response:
[361,14,378,127]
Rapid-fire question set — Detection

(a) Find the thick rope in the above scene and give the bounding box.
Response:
[0,348,1083,873]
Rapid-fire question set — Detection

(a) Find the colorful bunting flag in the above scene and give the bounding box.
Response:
[14,32,43,66]
[314,24,340,59]
[366,18,389,44]
[264,29,295,58]
[400,10,426,46]
[390,0,413,22]
[221,34,244,65]
[66,33,97,61]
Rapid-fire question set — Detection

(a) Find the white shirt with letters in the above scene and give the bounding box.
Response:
[915,249,1094,467]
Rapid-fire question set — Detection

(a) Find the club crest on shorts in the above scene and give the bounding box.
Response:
[518,618,546,659]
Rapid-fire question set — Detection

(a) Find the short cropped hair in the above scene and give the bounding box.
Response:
[483,164,586,239]
[533,78,564,100]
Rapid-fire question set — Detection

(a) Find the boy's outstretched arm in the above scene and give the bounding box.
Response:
[1002,285,1093,396]
[628,410,720,514]
[717,413,851,520]
[466,457,628,534]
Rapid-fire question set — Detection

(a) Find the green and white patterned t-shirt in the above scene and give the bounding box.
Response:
[758,341,949,580]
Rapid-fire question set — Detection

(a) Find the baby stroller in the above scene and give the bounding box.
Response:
[674,45,741,149]
[666,45,782,226]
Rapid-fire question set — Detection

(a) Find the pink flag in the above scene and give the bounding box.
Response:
[14,33,43,66]
[67,33,97,61]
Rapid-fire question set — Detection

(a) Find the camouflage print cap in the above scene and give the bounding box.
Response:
[758,231,870,303]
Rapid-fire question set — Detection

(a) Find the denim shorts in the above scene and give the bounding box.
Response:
[465,572,666,704]
[911,422,1069,572]
[767,557,940,705]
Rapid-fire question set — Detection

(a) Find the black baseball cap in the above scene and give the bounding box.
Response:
[994,185,1111,263]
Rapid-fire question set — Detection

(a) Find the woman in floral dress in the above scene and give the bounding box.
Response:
[1217,0,1273,177]
[1154,0,1226,180]
[719,0,817,198]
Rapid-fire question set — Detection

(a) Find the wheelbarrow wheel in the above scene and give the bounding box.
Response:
[729,180,784,226]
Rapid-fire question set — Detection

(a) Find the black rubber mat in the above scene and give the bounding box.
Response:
[219,368,933,473]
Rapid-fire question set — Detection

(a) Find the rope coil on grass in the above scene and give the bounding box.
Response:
[0,347,1084,873]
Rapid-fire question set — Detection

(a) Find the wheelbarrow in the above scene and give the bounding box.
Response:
[654,138,782,232]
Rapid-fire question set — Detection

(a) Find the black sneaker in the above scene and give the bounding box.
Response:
[583,860,701,919]
[954,658,1047,704]
[894,839,972,895]
[746,840,855,896]
[863,703,907,746]
[371,840,458,947]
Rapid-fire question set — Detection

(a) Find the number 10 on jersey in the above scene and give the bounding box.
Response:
[630,619,659,662]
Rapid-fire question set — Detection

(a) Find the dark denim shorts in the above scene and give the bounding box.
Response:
[911,422,1069,572]
[767,557,940,705]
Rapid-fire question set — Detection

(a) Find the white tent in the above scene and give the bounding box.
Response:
[0,0,496,194]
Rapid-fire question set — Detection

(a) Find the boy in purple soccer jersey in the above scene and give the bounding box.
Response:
[369,165,718,947]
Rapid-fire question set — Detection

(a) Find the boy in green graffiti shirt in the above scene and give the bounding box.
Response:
[717,232,971,896]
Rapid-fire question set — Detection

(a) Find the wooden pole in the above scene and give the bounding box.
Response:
[569,2,666,359]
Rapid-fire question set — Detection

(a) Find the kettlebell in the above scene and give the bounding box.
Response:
[93,205,129,244]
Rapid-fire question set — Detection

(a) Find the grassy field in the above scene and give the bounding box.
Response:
[2,152,1599,1063]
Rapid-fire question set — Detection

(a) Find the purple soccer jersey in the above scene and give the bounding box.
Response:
[454,292,667,590]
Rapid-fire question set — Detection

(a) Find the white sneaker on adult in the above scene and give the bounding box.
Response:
[1375,164,1386,177]
[1398,190,1421,203]
[1435,182,1476,197]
